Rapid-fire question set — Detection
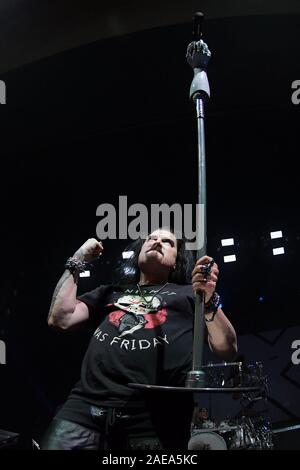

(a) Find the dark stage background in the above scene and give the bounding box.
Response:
[0,3,299,448]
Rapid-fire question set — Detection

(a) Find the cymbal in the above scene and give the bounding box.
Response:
[128,383,262,393]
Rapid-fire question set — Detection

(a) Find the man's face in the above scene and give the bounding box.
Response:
[138,229,178,274]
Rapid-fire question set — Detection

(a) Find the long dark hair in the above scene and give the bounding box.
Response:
[113,230,195,285]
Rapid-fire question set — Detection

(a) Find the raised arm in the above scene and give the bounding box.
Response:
[47,238,103,331]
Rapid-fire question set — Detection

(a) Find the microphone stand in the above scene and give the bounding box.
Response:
[128,13,263,398]
[185,32,211,388]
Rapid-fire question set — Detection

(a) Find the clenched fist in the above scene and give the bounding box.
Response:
[192,255,219,303]
[74,238,103,263]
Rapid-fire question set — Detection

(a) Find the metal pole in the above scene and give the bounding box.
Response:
[185,16,211,388]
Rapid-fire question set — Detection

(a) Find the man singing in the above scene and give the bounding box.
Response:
[41,228,237,450]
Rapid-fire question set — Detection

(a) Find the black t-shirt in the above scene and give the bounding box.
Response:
[71,283,194,405]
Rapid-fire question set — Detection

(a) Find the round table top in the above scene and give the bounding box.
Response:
[128,383,262,393]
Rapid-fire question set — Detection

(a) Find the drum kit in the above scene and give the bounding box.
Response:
[188,361,274,450]
[130,360,274,450]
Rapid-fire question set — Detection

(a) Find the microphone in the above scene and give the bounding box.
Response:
[192,12,204,41]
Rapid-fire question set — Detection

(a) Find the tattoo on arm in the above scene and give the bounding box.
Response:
[48,269,78,320]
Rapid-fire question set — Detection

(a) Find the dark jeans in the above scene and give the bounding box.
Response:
[41,403,191,450]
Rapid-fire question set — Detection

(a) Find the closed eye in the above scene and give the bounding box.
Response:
[147,236,175,247]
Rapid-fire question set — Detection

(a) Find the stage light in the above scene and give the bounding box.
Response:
[223,255,236,263]
[122,251,134,259]
[221,238,234,247]
[270,231,283,239]
[273,247,285,256]
[79,270,90,278]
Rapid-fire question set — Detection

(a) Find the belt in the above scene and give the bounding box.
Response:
[90,406,131,421]
[90,406,163,450]
[90,406,133,436]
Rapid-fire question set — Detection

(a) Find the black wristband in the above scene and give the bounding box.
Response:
[65,257,87,274]
[204,291,220,322]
